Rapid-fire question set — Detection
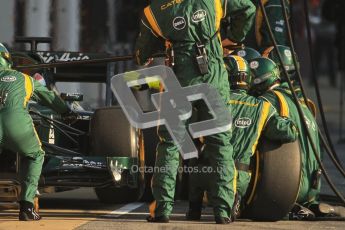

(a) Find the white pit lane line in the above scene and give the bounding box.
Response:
[103,202,144,218]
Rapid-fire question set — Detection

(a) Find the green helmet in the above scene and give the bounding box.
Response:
[262,45,297,79]
[249,57,280,95]
[232,47,261,62]
[224,55,252,90]
[0,43,12,69]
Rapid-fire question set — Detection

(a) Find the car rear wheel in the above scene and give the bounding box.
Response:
[90,106,144,203]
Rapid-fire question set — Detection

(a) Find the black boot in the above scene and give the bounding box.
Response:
[186,201,202,220]
[19,201,41,221]
[215,216,232,224]
[231,194,241,221]
[289,203,315,220]
[309,203,345,218]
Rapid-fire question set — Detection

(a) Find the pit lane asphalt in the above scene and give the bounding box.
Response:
[1,76,345,230]
[0,187,344,230]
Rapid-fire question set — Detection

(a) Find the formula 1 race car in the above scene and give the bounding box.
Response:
[0,37,302,221]
[0,37,158,206]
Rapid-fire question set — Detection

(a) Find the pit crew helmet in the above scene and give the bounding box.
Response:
[232,47,261,62]
[0,43,12,69]
[224,55,252,90]
[249,57,280,95]
[262,45,297,80]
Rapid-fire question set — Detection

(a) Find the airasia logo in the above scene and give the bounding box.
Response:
[234,117,252,128]
[37,52,90,63]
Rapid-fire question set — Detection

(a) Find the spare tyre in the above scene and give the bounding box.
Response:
[242,138,301,221]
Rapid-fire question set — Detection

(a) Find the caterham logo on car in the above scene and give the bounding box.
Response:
[1,76,16,82]
[235,117,252,128]
[192,10,207,22]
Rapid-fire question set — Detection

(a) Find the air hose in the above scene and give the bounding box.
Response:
[258,0,345,204]
[278,0,345,178]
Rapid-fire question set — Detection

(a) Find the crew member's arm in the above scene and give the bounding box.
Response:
[256,0,290,48]
[134,12,165,66]
[32,79,69,114]
[223,0,256,43]
[263,105,298,142]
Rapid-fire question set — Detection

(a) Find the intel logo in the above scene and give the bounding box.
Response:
[235,117,252,128]
[192,10,207,23]
[1,76,16,82]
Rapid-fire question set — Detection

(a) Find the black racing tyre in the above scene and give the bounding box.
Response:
[90,107,145,203]
[242,138,301,221]
[90,106,138,158]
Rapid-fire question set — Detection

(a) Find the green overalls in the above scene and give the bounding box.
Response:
[261,86,322,207]
[189,89,297,207]
[0,68,68,204]
[230,89,297,197]
[135,0,255,218]
[245,0,290,50]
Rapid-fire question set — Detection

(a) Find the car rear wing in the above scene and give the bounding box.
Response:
[12,37,135,83]
[12,51,122,83]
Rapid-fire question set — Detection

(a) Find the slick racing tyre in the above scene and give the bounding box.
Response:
[242,138,301,221]
[90,106,144,203]
[90,106,138,158]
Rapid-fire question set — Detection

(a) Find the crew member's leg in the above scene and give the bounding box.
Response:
[187,157,207,220]
[197,101,234,223]
[4,112,44,221]
[150,125,180,220]
[203,132,234,221]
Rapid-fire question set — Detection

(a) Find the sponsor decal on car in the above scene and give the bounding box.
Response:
[234,117,252,128]
[61,157,106,169]
[173,16,186,30]
[37,52,90,63]
[1,76,16,82]
[191,10,207,23]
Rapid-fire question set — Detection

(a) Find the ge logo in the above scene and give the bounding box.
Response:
[111,66,232,159]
